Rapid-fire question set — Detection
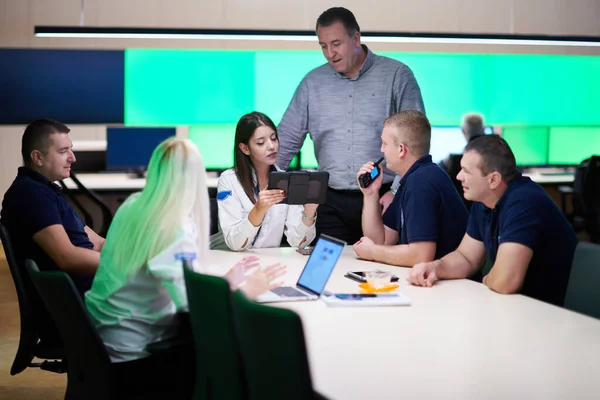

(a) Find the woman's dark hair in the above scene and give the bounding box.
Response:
[234,112,278,204]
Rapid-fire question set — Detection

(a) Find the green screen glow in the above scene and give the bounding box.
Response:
[125,50,255,125]
[502,127,549,166]
[126,50,600,126]
[548,127,600,165]
[125,50,600,169]
[189,124,298,170]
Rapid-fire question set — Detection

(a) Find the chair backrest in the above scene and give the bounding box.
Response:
[68,171,114,237]
[573,156,600,237]
[58,180,95,227]
[230,291,315,400]
[564,242,600,319]
[0,223,62,375]
[445,153,472,210]
[209,197,219,236]
[183,262,246,400]
[25,259,114,399]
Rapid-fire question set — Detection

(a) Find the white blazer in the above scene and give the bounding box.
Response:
[212,168,316,251]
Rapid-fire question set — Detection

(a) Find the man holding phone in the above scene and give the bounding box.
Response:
[354,110,469,268]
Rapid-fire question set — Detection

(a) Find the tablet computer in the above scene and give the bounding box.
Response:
[268,171,329,205]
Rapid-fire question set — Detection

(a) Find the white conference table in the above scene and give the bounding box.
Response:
[208,246,600,400]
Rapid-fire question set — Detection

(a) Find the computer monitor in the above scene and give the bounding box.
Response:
[429,126,494,164]
[106,127,175,172]
[548,127,600,166]
[501,127,549,167]
[430,127,467,164]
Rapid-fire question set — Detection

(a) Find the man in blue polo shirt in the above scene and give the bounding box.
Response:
[407,135,578,306]
[1,119,105,296]
[353,110,468,267]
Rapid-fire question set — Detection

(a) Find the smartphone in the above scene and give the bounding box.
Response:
[358,157,384,188]
[296,247,314,256]
[345,271,399,283]
[334,293,378,300]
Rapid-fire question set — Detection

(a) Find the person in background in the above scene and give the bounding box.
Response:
[407,135,578,307]
[213,111,317,251]
[439,112,486,173]
[276,7,425,245]
[353,110,468,267]
[85,137,285,397]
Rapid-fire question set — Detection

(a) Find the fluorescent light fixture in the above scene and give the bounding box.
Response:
[34,26,600,47]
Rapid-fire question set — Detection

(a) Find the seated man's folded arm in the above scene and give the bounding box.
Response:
[483,243,532,294]
[84,226,105,251]
[33,225,100,274]
[372,241,435,267]
[436,233,487,280]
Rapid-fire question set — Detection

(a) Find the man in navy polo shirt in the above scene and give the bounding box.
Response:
[1,119,105,296]
[353,110,468,267]
[407,135,578,306]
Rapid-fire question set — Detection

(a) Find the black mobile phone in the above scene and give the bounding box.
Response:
[334,293,378,300]
[345,271,399,283]
[358,157,384,188]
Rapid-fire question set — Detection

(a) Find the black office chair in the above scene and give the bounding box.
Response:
[230,291,326,400]
[571,156,600,243]
[444,153,473,211]
[60,171,114,237]
[183,262,246,400]
[0,223,65,375]
[209,197,219,236]
[564,242,600,319]
[25,259,120,400]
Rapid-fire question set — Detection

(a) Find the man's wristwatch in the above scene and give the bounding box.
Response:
[302,212,317,221]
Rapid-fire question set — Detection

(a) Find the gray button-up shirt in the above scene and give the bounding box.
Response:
[277,46,425,190]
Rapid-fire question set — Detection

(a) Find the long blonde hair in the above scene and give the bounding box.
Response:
[100,138,210,276]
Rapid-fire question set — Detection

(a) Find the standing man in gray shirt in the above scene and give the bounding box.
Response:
[277,7,425,245]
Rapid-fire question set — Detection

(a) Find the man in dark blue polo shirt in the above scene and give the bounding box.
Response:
[353,110,468,267]
[407,135,578,306]
[1,119,105,296]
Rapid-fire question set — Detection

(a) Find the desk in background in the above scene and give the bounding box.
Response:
[62,173,219,192]
[207,247,600,400]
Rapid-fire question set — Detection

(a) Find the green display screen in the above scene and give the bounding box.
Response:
[125,50,600,127]
[125,50,600,170]
[548,127,600,165]
[502,127,549,166]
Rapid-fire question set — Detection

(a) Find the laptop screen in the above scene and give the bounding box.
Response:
[297,235,345,295]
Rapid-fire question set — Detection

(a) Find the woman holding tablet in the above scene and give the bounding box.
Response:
[213,112,317,251]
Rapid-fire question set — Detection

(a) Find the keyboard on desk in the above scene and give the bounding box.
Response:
[540,172,575,177]
[271,287,308,297]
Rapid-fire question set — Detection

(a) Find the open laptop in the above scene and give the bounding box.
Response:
[256,234,346,303]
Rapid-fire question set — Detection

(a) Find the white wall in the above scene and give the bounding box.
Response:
[1,0,600,54]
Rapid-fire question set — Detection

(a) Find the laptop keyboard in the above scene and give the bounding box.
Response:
[271,287,309,297]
